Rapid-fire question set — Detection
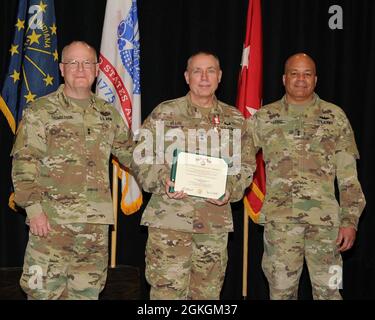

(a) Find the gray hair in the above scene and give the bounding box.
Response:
[186,51,221,71]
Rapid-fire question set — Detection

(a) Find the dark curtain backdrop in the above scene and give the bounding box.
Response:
[1,0,374,300]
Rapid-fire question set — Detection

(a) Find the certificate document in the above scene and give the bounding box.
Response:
[170,151,228,199]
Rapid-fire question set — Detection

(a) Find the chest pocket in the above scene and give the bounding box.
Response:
[304,120,338,156]
[90,120,111,138]
[260,118,292,164]
[46,119,81,154]
[90,120,114,157]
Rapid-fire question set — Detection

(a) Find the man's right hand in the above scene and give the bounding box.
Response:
[29,213,52,237]
[165,178,187,200]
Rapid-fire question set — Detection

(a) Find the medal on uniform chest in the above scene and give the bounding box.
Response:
[212,114,220,131]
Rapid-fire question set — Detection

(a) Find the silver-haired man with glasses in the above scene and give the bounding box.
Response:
[11,41,133,300]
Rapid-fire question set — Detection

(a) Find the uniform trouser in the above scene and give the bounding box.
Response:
[262,222,342,300]
[146,227,228,300]
[20,223,109,300]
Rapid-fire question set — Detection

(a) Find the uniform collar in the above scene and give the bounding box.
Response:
[186,92,222,117]
[56,84,97,110]
[281,93,322,117]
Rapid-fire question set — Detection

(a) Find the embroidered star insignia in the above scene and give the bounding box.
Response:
[25,91,37,103]
[53,49,58,61]
[9,44,19,56]
[27,30,42,46]
[50,23,57,35]
[38,1,47,12]
[43,74,54,86]
[15,18,25,31]
[10,70,20,83]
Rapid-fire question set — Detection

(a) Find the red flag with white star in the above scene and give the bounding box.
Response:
[236,0,266,223]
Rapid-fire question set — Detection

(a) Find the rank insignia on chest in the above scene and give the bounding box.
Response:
[294,128,304,138]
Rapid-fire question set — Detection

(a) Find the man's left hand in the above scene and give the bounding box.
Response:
[336,226,356,252]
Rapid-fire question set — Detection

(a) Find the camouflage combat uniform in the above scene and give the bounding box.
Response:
[12,84,133,299]
[247,94,366,299]
[132,94,254,299]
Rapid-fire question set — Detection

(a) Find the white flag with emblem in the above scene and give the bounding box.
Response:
[96,0,142,214]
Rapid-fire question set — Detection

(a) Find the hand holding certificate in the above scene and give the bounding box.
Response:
[169,151,228,199]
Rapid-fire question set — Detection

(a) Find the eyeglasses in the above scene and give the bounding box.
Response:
[61,60,98,70]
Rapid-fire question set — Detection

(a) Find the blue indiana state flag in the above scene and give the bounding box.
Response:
[0,0,59,134]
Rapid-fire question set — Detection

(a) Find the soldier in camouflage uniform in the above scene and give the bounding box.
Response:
[246,53,366,299]
[11,41,133,299]
[131,52,254,299]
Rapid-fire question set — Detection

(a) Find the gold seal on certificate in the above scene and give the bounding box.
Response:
[170,151,228,199]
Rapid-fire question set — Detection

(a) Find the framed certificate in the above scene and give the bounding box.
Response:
[169,150,228,199]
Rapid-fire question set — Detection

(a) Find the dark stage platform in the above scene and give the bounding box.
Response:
[0,265,141,300]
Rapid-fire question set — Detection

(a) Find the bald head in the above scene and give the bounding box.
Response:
[61,41,97,63]
[284,53,316,74]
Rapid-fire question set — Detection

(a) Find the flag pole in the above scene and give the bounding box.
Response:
[111,163,119,268]
[237,0,263,300]
[242,209,249,299]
